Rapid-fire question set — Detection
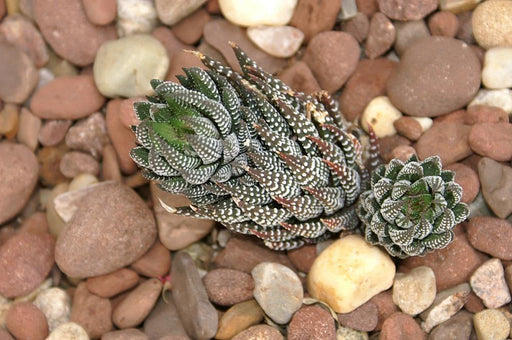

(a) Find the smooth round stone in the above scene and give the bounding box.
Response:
[117,0,157,37]
[70,282,113,338]
[155,0,207,26]
[6,302,49,340]
[251,262,303,324]
[473,309,511,340]
[86,268,140,298]
[55,181,157,278]
[467,216,512,260]
[215,300,264,340]
[102,328,148,340]
[0,41,38,103]
[82,0,117,26]
[387,36,481,117]
[247,25,303,58]
[130,240,171,278]
[290,0,341,41]
[30,75,105,120]
[469,88,512,114]
[361,96,403,138]
[392,266,436,316]
[469,122,512,162]
[93,34,169,98]
[380,312,426,339]
[33,288,71,331]
[17,108,41,151]
[203,268,254,306]
[0,142,38,224]
[232,324,284,340]
[219,0,297,27]
[482,47,512,89]
[308,235,395,313]
[394,20,431,57]
[472,0,512,49]
[46,322,88,340]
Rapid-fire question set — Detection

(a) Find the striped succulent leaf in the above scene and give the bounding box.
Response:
[131,44,378,250]
[357,155,470,258]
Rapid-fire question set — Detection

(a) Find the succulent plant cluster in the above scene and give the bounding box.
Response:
[357,155,470,258]
[130,44,379,251]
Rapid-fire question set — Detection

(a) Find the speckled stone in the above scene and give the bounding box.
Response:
[470,258,511,309]
[392,266,436,316]
[203,268,254,306]
[288,305,337,340]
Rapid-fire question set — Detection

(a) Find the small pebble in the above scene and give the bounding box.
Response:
[377,0,437,20]
[470,258,511,309]
[287,244,317,273]
[288,305,337,340]
[203,268,254,306]
[337,300,379,332]
[419,283,470,332]
[215,300,264,340]
[289,0,340,41]
[394,20,430,56]
[155,0,206,26]
[428,11,459,37]
[467,216,512,260]
[143,292,189,339]
[393,116,423,141]
[38,120,71,147]
[278,61,321,94]
[82,0,117,26]
[65,112,109,159]
[308,235,395,313]
[102,328,149,340]
[342,12,370,43]
[172,8,210,45]
[247,25,304,58]
[5,302,49,340]
[370,290,399,330]
[469,88,512,114]
[70,282,113,338]
[252,262,303,324]
[469,122,512,162]
[232,324,283,340]
[59,151,100,178]
[482,47,512,89]
[17,108,41,151]
[444,163,479,204]
[33,288,71,331]
[46,322,88,340]
[472,0,512,49]
[130,240,171,278]
[86,268,140,298]
[473,309,511,340]
[389,145,417,163]
[380,312,426,340]
[112,278,162,328]
[116,0,157,37]
[0,42,38,104]
[440,0,479,13]
[392,266,436,316]
[464,104,509,125]
[361,96,403,138]
[101,144,123,182]
[428,310,473,340]
[219,0,296,27]
[0,104,19,136]
[365,12,395,59]
[93,34,169,98]
[478,157,512,219]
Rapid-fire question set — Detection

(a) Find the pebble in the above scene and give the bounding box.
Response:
[415,122,472,165]
[251,262,303,324]
[482,47,512,89]
[55,181,156,278]
[112,278,162,328]
[155,0,206,26]
[171,251,218,340]
[143,292,189,339]
[393,116,423,141]
[94,34,169,98]
[231,324,283,340]
[213,236,295,273]
[400,226,488,290]
[59,151,100,178]
[86,268,139,298]
[419,283,470,332]
[365,12,395,59]
[46,322,88,340]
[473,309,511,340]
[469,88,512,114]
[247,25,304,58]
[472,0,512,49]
[289,0,340,41]
[129,240,170,278]
[0,14,49,67]
[370,290,399,330]
[342,12,370,43]
[105,99,138,174]
[82,0,117,26]
[278,61,321,94]
[339,58,397,121]
[361,96,403,138]
[116,0,157,37]
[444,163,479,204]
[377,0,437,20]
[152,26,188,62]
[38,120,71,147]
[0,104,18,136]
[478,157,512,219]
[308,235,395,313]
[467,216,512,260]
[470,258,511,309]
[287,244,317,273]
[394,20,431,56]
[70,282,112,338]
[388,37,481,117]
[379,312,426,340]
[165,49,208,82]
[65,112,109,159]
[203,268,254,306]
[389,145,417,163]
[303,31,359,93]
[101,144,123,182]
[20,211,49,235]
[172,8,210,45]
[392,266,436,316]
[17,108,41,151]
[30,75,105,120]
[215,300,264,339]
[428,310,473,340]
[337,300,379,332]
[202,19,287,75]
[440,0,479,13]
[45,183,68,236]
[465,104,509,125]
[0,42,38,104]
[0,231,54,298]
[152,183,215,250]
[470,122,512,162]
[219,0,296,27]
[288,305,337,340]
[428,11,459,37]
[102,328,149,340]
[33,288,71,331]
[34,0,115,66]
[5,302,49,340]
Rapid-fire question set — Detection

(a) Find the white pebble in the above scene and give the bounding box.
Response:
[219,0,298,27]
[33,287,71,331]
[155,0,207,26]
[307,234,395,313]
[412,117,433,132]
[93,34,169,98]
[117,0,158,37]
[46,322,89,340]
[482,47,512,89]
[247,25,304,58]
[361,96,403,138]
[469,88,512,114]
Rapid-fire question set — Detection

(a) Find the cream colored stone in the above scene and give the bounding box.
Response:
[46,183,69,237]
[472,0,512,49]
[219,0,297,27]
[33,288,71,331]
[482,47,512,89]
[117,0,157,37]
[93,34,169,98]
[46,322,89,340]
[361,96,403,138]
[469,89,512,114]
[440,0,481,14]
[155,0,207,25]
[393,266,436,316]
[473,309,510,340]
[17,108,41,151]
[412,117,433,133]
[247,25,304,58]
[307,234,396,313]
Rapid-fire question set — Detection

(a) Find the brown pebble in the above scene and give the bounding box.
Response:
[86,268,140,298]
[338,300,379,332]
[415,123,472,165]
[288,305,337,340]
[19,211,49,235]
[356,0,378,17]
[287,244,317,273]
[6,302,49,340]
[465,105,509,125]
[278,61,321,95]
[365,12,395,59]
[393,116,423,141]
[65,112,109,159]
[38,120,71,147]
[203,268,254,306]
[380,312,426,340]
[469,122,512,162]
[0,41,38,104]
[105,99,137,174]
[370,290,399,331]
[70,282,113,338]
[130,240,171,278]
[428,11,459,37]
[0,103,19,136]
[82,0,117,26]
[289,0,341,41]
[342,12,370,43]
[0,329,14,340]
[378,0,436,20]
[378,135,411,163]
[232,324,283,340]
[172,8,210,45]
[389,145,417,162]
[455,11,474,44]
[465,290,485,313]
[467,216,512,261]
[37,144,69,186]
[434,109,467,125]
[444,163,479,204]
[101,328,149,340]
[59,151,100,178]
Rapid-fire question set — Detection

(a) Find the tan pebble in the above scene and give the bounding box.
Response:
[428,11,459,37]
[361,96,402,138]
[215,300,264,340]
[473,309,510,340]
[45,183,69,237]
[86,268,140,298]
[390,145,417,162]
[0,103,19,135]
[46,322,88,340]
[37,144,69,187]
[247,25,304,58]
[130,240,171,278]
[17,107,41,151]
[218,0,295,27]
[472,0,512,49]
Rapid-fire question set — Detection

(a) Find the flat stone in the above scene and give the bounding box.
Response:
[288,305,337,340]
[472,0,512,49]
[470,258,511,309]
[203,268,254,306]
[467,216,512,260]
[0,42,38,103]
[86,268,139,298]
[478,157,512,219]
[392,266,436,316]
[215,300,264,340]
[70,282,112,338]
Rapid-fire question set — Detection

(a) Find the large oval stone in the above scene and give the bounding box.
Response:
[55,181,157,278]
